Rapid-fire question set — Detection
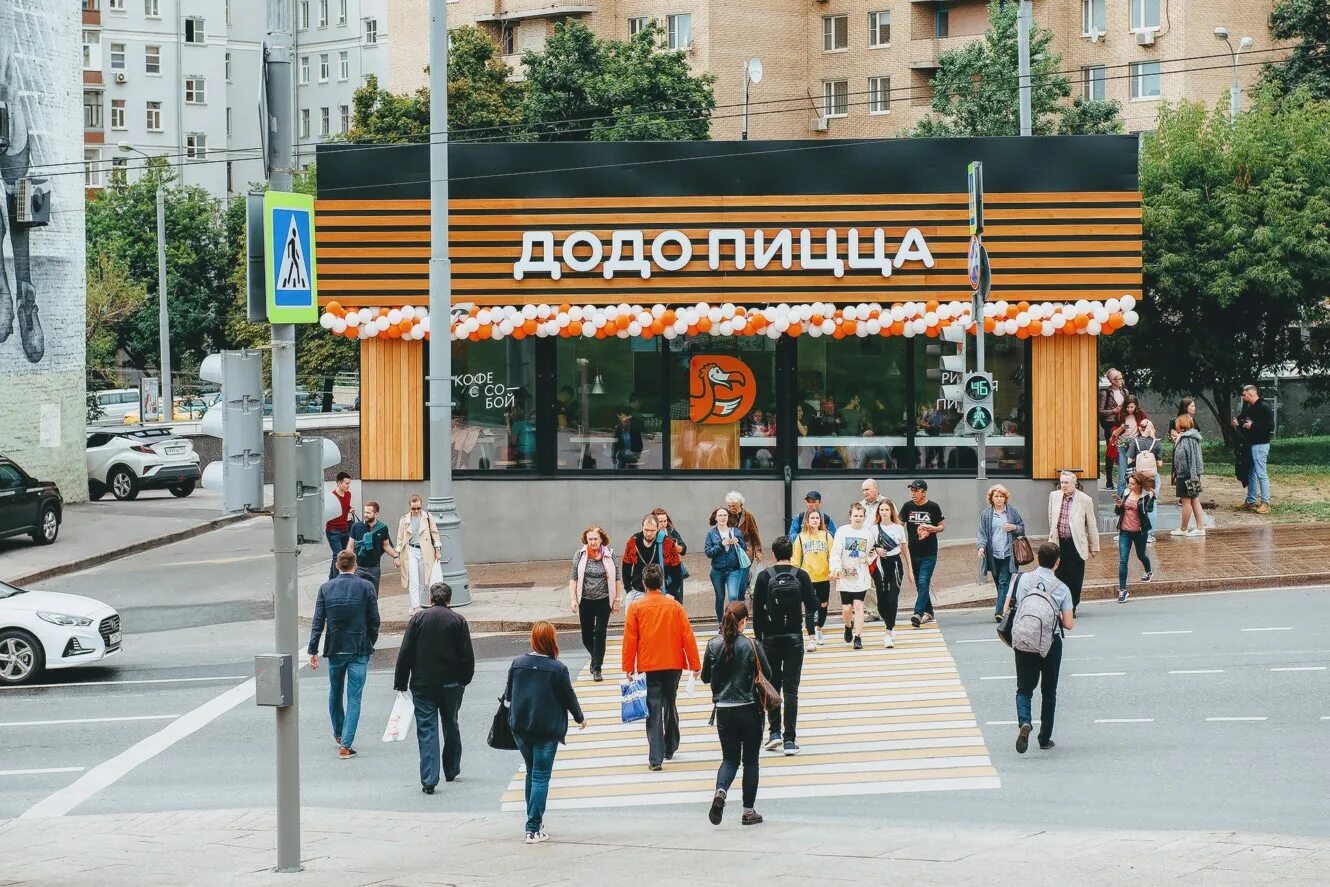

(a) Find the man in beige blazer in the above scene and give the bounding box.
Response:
[1046,471,1099,614]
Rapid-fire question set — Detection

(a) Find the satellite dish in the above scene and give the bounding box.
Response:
[747,58,763,84]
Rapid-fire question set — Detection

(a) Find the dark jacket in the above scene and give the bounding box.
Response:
[621,532,683,593]
[975,504,1026,577]
[788,511,837,538]
[307,572,380,657]
[701,632,772,707]
[393,604,475,698]
[704,526,746,573]
[1115,492,1155,534]
[751,564,818,639]
[505,653,585,743]
[1098,386,1127,429]
[1238,398,1275,446]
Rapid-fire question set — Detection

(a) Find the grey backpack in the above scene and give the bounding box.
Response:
[1011,577,1059,657]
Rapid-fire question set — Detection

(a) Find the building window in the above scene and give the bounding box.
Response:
[110,98,126,129]
[226,0,230,25]
[557,339,664,471]
[1129,61,1161,99]
[320,107,330,136]
[225,51,232,81]
[146,100,162,131]
[185,133,206,160]
[1130,0,1160,31]
[454,340,538,472]
[226,106,232,137]
[299,0,309,30]
[364,18,378,44]
[109,0,125,10]
[83,0,100,10]
[1082,0,1106,34]
[823,79,849,118]
[144,0,159,17]
[145,45,161,74]
[339,0,348,25]
[319,53,330,82]
[669,338,777,471]
[109,43,126,70]
[338,50,349,80]
[300,108,310,138]
[1083,65,1107,100]
[85,149,103,189]
[299,56,310,84]
[797,337,908,471]
[84,91,104,129]
[823,15,848,51]
[82,29,100,71]
[318,0,328,27]
[339,104,350,132]
[869,11,891,48]
[868,76,891,113]
[628,16,649,38]
[184,76,206,104]
[667,14,692,50]
[501,25,515,55]
[110,156,128,185]
[183,17,205,44]
[935,7,950,38]
[227,160,234,193]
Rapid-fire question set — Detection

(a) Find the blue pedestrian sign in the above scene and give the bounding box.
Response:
[263,191,319,324]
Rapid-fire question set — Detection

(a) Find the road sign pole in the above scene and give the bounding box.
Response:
[969,161,989,482]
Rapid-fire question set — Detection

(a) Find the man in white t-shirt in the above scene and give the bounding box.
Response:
[830,503,876,650]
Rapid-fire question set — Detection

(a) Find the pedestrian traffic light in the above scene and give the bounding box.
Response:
[199,350,265,515]
[961,372,996,434]
[295,435,341,544]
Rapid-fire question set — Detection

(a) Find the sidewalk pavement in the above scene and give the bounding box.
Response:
[3,807,1326,886]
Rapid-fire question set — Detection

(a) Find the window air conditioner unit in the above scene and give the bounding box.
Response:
[1136,30,1156,46]
[115,72,128,83]
[0,101,9,150]
[811,116,829,132]
[11,177,52,227]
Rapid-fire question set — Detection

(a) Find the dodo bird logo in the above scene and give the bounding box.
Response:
[689,355,757,425]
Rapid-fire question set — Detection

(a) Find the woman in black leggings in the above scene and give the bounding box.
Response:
[568,526,619,682]
[701,602,772,826]
[872,499,912,649]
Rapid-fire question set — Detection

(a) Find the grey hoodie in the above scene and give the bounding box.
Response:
[1172,429,1204,482]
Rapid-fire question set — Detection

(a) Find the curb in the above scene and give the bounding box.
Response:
[937,572,1330,611]
[10,513,254,587]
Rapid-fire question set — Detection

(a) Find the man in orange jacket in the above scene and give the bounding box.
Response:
[622,564,701,771]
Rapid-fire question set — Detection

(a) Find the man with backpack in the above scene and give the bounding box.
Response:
[752,536,819,756]
[1004,542,1074,755]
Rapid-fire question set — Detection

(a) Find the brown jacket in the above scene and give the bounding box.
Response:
[731,508,763,559]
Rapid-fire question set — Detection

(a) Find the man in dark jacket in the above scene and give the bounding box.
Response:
[751,536,819,756]
[622,514,683,604]
[394,581,475,793]
[1233,384,1275,513]
[308,550,381,759]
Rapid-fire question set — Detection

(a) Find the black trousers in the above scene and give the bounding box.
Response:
[1056,538,1086,611]
[1102,424,1116,485]
[645,669,682,766]
[578,597,611,671]
[761,634,804,741]
[715,703,763,809]
[874,556,903,630]
[811,580,830,629]
[1015,637,1063,745]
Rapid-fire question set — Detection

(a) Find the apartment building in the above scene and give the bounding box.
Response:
[389,0,1279,140]
[81,0,391,199]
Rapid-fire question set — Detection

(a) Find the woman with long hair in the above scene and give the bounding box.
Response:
[394,494,441,614]
[1114,472,1155,603]
[704,506,747,626]
[568,526,618,683]
[504,622,586,844]
[792,509,833,648]
[872,498,913,648]
[1112,395,1148,497]
[1171,414,1208,538]
[701,601,772,827]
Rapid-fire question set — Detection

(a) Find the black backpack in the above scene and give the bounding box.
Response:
[765,567,804,635]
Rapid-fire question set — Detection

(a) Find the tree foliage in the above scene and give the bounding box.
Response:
[85,251,148,383]
[1262,0,1330,101]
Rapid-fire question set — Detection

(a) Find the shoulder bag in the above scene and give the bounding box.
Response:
[734,530,752,570]
[996,573,1023,648]
[1012,535,1035,566]
[751,638,780,712]
[487,696,517,750]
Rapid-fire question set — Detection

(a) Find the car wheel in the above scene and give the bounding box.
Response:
[31,504,59,545]
[89,480,106,501]
[168,480,196,498]
[0,629,44,686]
[109,466,139,501]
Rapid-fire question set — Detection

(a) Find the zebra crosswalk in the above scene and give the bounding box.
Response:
[500,620,998,812]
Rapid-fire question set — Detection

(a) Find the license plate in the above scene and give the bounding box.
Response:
[108,632,122,646]
[166,447,183,455]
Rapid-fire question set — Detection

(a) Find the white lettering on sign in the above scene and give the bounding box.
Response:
[452,372,518,409]
[509,228,934,280]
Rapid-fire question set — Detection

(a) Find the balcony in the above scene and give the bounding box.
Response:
[475,2,596,23]
[908,34,978,70]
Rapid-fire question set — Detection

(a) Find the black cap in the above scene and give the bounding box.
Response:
[804,490,822,501]
[908,479,928,491]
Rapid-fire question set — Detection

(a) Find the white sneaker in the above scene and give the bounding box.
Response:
[883,631,895,649]
[815,627,824,645]
[1169,529,1188,537]
[1187,528,1206,537]
[525,830,549,844]
[805,638,817,652]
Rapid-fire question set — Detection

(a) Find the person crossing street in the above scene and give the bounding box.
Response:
[307,550,380,760]
[1004,542,1074,754]
[752,536,818,756]
[900,481,945,628]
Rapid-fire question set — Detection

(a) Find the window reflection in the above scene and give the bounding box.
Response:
[451,339,536,470]
[555,338,663,470]
[797,338,909,470]
[669,336,777,470]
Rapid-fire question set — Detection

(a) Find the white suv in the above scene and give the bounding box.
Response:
[86,428,201,501]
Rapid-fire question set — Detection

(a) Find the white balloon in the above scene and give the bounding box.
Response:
[1086,320,1102,335]
[319,313,334,329]
[1093,309,1110,325]
[923,312,938,327]
[1106,297,1121,314]
[731,315,747,332]
[808,325,823,338]
[673,319,688,335]
[865,318,882,335]
[344,312,361,328]
[717,321,733,337]
[902,323,917,338]
[855,323,870,338]
[1124,310,1140,326]
[581,323,596,337]
[766,326,782,340]
[627,322,642,336]
[819,319,834,335]
[1120,294,1137,311]
[521,304,537,319]
[556,314,571,329]
[663,327,677,340]
[843,305,859,322]
[386,309,402,325]
[358,324,372,339]
[649,304,664,319]
[1041,324,1055,336]
[536,304,552,319]
[937,304,953,321]
[993,301,1009,316]
[592,313,607,329]
[1003,319,1019,336]
[410,325,425,340]
[1016,312,1031,328]
[568,306,583,322]
[1051,314,1067,329]
[331,318,347,334]
[421,316,431,332]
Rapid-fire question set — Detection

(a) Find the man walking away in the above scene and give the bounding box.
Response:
[1005,543,1074,754]
[326,472,353,580]
[394,581,475,794]
[752,536,818,756]
[1046,471,1098,614]
[900,480,945,628]
[1233,384,1274,514]
[622,564,701,771]
[347,501,398,595]
[308,550,381,759]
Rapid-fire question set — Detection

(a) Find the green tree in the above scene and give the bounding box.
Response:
[1104,89,1330,441]
[1262,0,1330,101]
[912,1,1120,137]
[85,252,148,385]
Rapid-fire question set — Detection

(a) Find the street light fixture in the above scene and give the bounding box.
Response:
[118,142,172,423]
[1214,28,1255,124]
[741,57,762,141]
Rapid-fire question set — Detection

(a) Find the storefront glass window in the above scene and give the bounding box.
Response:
[796,337,909,471]
[912,335,968,471]
[450,339,536,470]
[555,338,664,470]
[668,336,777,470]
[982,334,1028,472]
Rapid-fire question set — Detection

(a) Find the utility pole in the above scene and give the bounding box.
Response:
[155,185,172,419]
[428,0,472,606]
[1016,0,1032,136]
[264,0,301,872]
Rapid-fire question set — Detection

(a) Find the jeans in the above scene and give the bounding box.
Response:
[1247,443,1271,504]
[1055,538,1086,612]
[715,703,763,809]
[514,734,559,833]
[761,634,804,741]
[1015,637,1063,745]
[911,554,937,617]
[413,685,465,787]
[326,530,349,580]
[326,653,370,748]
[355,564,381,596]
[710,567,745,623]
[1116,448,1132,497]
[578,597,611,672]
[990,558,1013,615]
[1117,530,1151,591]
[645,670,682,766]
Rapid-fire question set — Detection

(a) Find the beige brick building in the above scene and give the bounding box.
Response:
[390,0,1282,139]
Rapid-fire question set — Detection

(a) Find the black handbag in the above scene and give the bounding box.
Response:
[996,574,1021,647]
[487,696,517,751]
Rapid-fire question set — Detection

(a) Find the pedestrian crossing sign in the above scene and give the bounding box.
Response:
[263,191,319,323]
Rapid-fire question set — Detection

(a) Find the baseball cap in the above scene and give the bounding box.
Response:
[907,479,928,491]
[804,490,822,501]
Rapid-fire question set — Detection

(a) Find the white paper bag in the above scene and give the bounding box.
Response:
[685,670,696,698]
[428,560,444,587]
[382,691,413,742]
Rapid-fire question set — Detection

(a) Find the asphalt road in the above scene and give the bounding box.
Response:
[4,522,1327,837]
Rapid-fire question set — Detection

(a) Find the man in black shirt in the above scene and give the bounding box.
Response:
[1232,384,1275,513]
[752,536,819,756]
[899,480,945,628]
[346,501,397,595]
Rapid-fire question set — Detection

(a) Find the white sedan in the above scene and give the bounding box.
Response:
[0,581,121,685]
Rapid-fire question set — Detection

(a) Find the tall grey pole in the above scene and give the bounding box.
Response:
[741,70,750,141]
[1229,52,1241,123]
[428,0,472,606]
[155,185,172,419]
[1016,0,1032,136]
[265,0,301,872]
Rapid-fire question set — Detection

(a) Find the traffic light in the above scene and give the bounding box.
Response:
[199,350,265,515]
[961,372,996,434]
[295,435,342,544]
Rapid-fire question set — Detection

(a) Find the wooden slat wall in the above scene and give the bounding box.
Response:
[1031,334,1100,481]
[360,337,424,481]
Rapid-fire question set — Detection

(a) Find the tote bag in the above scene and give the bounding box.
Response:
[620,674,649,723]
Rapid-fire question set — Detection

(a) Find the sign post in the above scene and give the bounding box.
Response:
[968,161,991,482]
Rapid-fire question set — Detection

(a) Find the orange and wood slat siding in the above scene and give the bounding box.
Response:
[360,336,423,481]
[314,192,1143,308]
[1031,333,1101,480]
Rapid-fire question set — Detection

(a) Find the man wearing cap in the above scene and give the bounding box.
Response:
[856,479,891,621]
[788,491,837,538]
[899,480,945,628]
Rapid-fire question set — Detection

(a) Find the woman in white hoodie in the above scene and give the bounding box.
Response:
[830,503,876,650]
[568,526,619,682]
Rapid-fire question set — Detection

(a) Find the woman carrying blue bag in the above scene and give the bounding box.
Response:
[705,507,747,626]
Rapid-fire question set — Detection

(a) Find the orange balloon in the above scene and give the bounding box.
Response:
[687,325,699,336]
[595,328,606,339]
[468,332,480,342]
[1108,313,1125,329]
[512,328,526,340]
[523,319,538,334]
[568,320,582,336]
[558,303,572,316]
[478,326,492,340]
[890,320,905,335]
[1017,301,1030,314]
[925,325,939,338]
[1028,320,1043,336]
[697,317,712,333]
[663,309,677,324]
[343,327,358,339]
[832,328,845,340]
[810,314,824,326]
[1016,327,1030,339]
[983,317,997,333]
[326,301,343,316]
[378,307,390,318]
[386,325,401,339]
[1074,315,1090,330]
[398,319,413,334]
[650,319,665,334]
[869,308,881,319]
[788,322,803,337]
[925,300,940,314]
[843,320,858,335]
[468,306,479,316]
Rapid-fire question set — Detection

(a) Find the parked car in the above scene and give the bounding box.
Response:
[0,580,121,685]
[89,388,141,423]
[86,428,201,501]
[0,457,62,546]
[123,392,220,424]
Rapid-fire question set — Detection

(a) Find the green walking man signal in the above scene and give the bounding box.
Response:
[962,371,995,434]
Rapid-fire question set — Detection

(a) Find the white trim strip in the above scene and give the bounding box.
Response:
[1070,672,1126,678]
[980,675,1016,681]
[1142,630,1192,635]
[1241,627,1293,632]
[547,735,987,771]
[1095,718,1154,723]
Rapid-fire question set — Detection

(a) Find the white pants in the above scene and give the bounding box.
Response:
[407,547,427,609]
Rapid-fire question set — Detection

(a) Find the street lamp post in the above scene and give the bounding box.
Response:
[741,58,762,141]
[118,142,171,421]
[1214,28,1255,124]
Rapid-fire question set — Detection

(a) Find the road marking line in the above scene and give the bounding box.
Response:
[1095,718,1155,723]
[0,767,86,778]
[980,675,1016,681]
[1242,627,1293,632]
[1064,634,1095,639]
[1142,630,1192,636]
[1169,669,1224,674]
[1321,717,1330,721]
[0,715,179,728]
[954,638,1001,644]
[1070,672,1125,677]
[984,720,1038,726]
[0,675,248,691]
[1271,666,1326,672]
[1205,717,1267,722]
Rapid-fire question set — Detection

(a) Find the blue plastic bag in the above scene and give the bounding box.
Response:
[620,674,648,723]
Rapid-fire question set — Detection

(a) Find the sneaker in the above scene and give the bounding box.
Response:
[1186,528,1206,537]
[591,669,603,683]
[525,830,550,844]
[844,625,853,643]
[994,613,1004,623]
[764,731,783,751]
[1118,589,1130,603]
[1016,723,1032,755]
[921,613,935,626]
[741,810,764,826]
[910,614,922,628]
[422,784,435,795]
[853,636,863,650]
[338,747,357,760]
[1256,503,1270,515]
[708,789,726,825]
[1170,529,1189,537]
[1240,502,1256,511]
[805,638,817,652]
[883,631,895,649]
[1147,534,1156,544]
[1039,740,1056,751]
[783,740,800,756]
[649,763,663,772]
[1141,571,1152,582]
[815,627,824,645]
